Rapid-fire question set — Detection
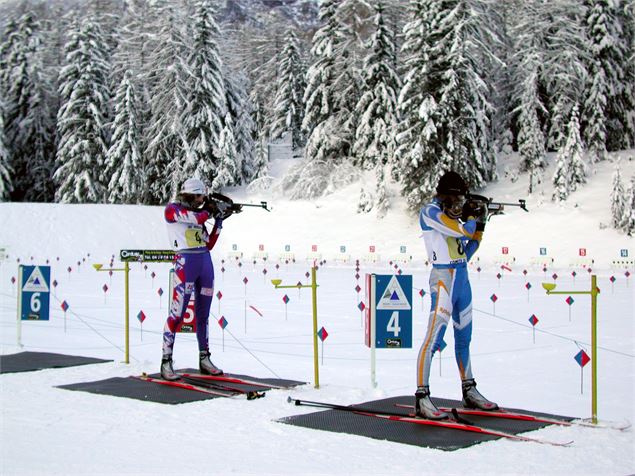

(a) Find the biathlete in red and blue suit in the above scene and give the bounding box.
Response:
[414,171,499,420]
[160,178,225,381]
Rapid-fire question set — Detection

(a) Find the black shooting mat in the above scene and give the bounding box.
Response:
[278,395,573,451]
[0,351,112,374]
[56,369,305,405]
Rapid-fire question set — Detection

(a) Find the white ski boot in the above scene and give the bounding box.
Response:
[199,351,223,376]
[462,379,499,411]
[160,355,180,381]
[415,386,448,420]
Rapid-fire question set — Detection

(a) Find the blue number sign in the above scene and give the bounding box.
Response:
[19,265,51,321]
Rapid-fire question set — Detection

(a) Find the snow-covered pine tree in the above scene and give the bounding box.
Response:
[589,0,635,151]
[270,28,306,150]
[225,69,256,185]
[144,2,190,204]
[181,0,225,185]
[511,1,548,194]
[542,1,588,151]
[54,17,111,204]
[374,163,389,218]
[610,160,627,229]
[624,175,635,235]
[301,0,362,185]
[398,0,497,209]
[352,1,400,173]
[2,11,56,202]
[582,0,629,161]
[0,96,12,201]
[357,186,373,213]
[552,105,587,201]
[105,70,142,204]
[212,113,238,191]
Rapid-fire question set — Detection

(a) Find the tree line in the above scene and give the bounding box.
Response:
[0,0,633,230]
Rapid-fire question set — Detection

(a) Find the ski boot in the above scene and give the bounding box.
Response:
[199,350,223,376]
[461,379,499,411]
[414,386,448,420]
[160,355,180,381]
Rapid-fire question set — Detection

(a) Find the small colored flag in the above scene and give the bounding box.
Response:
[283,295,290,304]
[574,350,590,368]
[61,301,69,312]
[102,284,108,293]
[552,273,558,280]
[137,311,146,323]
[490,294,498,303]
[355,285,361,293]
[357,301,365,311]
[157,288,163,296]
[529,314,539,326]
[218,316,228,329]
[525,282,532,290]
[318,327,328,341]
[216,291,223,300]
[243,277,248,284]
[566,296,575,306]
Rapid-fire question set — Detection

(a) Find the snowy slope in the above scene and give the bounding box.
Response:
[0,155,634,475]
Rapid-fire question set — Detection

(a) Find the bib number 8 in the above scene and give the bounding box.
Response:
[446,237,465,260]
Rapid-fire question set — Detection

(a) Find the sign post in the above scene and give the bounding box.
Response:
[365,274,412,387]
[17,265,51,347]
[542,276,600,423]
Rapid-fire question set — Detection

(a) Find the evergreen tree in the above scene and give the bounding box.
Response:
[542,1,588,151]
[270,28,306,150]
[2,12,56,201]
[352,1,400,172]
[625,175,635,235]
[374,163,389,218]
[610,160,627,229]
[552,105,587,201]
[582,0,632,161]
[511,1,548,194]
[144,3,190,204]
[225,69,256,185]
[181,0,225,186]
[105,70,142,204]
[212,113,238,191]
[302,0,342,146]
[398,0,498,209]
[0,97,12,201]
[54,17,111,203]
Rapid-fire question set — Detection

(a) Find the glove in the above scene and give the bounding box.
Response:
[462,199,487,222]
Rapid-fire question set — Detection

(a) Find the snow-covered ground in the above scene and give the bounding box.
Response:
[1,154,633,475]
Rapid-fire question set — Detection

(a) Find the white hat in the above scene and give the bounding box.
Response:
[180,178,207,195]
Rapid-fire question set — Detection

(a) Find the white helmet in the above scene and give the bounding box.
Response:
[180,177,207,195]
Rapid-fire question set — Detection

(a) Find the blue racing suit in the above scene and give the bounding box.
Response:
[416,198,483,387]
[162,201,222,357]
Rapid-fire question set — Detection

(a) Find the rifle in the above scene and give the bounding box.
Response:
[466,194,529,218]
[206,193,271,219]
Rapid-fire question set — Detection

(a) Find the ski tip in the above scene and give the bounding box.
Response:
[287,396,293,404]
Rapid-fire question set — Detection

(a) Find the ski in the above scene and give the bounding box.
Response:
[395,404,631,431]
[178,372,286,389]
[180,375,266,400]
[133,374,239,398]
[288,397,573,447]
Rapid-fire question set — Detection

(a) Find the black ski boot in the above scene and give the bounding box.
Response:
[462,379,499,411]
[414,386,448,420]
[199,350,223,376]
[160,355,180,381]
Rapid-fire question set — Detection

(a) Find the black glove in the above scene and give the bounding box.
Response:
[462,198,488,232]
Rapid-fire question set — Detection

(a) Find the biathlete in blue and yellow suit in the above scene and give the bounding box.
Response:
[414,171,499,420]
